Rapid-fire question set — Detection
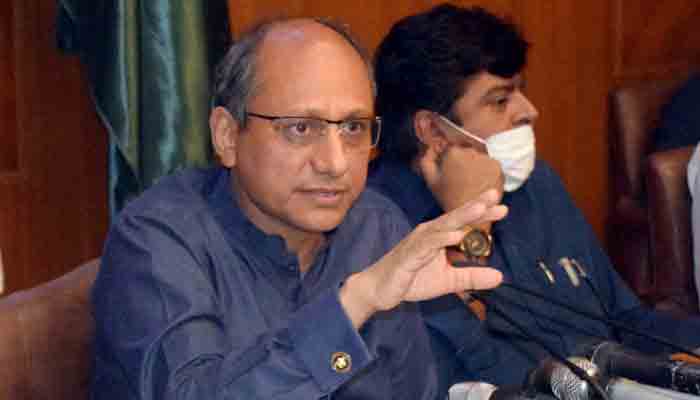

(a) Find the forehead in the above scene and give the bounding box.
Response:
[250,21,373,116]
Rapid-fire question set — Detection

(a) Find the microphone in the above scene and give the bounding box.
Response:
[470,273,699,397]
[588,341,700,395]
[606,378,700,400]
[541,357,700,400]
[470,292,610,400]
[528,357,602,400]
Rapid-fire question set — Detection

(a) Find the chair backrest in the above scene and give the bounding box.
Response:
[607,77,691,299]
[646,146,698,314]
[610,78,689,203]
[0,258,100,400]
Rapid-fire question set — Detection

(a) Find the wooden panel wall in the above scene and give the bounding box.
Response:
[0,4,18,173]
[516,2,612,237]
[230,0,517,51]
[612,0,700,84]
[0,1,108,295]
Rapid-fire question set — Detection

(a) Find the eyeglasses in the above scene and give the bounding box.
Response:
[247,112,381,151]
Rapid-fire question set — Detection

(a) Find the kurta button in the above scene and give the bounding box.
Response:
[331,352,352,373]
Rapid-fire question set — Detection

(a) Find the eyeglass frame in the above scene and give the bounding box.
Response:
[246,111,381,151]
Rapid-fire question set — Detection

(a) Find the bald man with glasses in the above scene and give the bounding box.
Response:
[91,18,506,400]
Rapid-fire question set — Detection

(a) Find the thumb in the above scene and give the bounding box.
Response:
[419,146,442,188]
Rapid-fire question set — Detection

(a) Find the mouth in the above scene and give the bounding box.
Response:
[300,187,348,205]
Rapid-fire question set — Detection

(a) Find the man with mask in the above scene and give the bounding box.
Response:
[369,3,700,389]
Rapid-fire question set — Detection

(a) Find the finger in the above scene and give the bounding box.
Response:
[431,190,501,232]
[471,204,508,226]
[412,219,506,259]
[453,267,503,291]
[437,201,488,232]
[472,188,501,207]
[449,190,508,226]
[419,146,441,186]
[406,230,466,267]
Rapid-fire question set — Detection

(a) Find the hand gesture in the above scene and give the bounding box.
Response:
[340,190,507,328]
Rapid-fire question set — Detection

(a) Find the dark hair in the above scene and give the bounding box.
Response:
[374,4,529,163]
[212,17,374,127]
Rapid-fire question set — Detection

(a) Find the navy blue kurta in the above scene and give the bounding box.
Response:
[91,167,439,400]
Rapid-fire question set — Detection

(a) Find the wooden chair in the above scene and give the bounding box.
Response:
[608,77,689,300]
[0,258,100,399]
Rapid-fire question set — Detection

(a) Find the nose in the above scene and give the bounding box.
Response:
[514,91,539,126]
[310,128,350,178]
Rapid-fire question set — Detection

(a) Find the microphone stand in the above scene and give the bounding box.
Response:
[470,292,611,400]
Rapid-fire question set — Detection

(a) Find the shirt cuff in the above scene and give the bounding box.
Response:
[288,286,373,393]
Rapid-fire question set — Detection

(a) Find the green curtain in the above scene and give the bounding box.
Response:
[56,0,230,217]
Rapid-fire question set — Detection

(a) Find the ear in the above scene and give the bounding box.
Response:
[413,110,449,155]
[210,106,241,168]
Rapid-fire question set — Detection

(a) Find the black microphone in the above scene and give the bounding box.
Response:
[587,341,700,395]
[470,292,610,400]
[606,378,700,400]
[538,356,699,400]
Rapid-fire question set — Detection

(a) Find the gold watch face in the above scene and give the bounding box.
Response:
[458,228,492,258]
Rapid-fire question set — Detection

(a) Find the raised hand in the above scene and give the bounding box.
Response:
[340,189,507,328]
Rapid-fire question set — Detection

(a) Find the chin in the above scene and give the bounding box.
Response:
[295,209,349,233]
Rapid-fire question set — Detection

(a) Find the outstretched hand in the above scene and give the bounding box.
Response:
[340,189,507,328]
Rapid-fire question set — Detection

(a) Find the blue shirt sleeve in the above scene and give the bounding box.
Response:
[94,213,375,400]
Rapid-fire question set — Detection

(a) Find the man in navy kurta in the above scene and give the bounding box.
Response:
[369,3,700,389]
[91,17,506,400]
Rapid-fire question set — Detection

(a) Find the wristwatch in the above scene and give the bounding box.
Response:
[457,227,493,263]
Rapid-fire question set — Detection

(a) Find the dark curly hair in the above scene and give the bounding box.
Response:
[374,4,528,163]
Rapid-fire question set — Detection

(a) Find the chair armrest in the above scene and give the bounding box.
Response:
[645,146,697,312]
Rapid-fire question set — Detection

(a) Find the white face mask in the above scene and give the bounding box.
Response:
[438,116,536,192]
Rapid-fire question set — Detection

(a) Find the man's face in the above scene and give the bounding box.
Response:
[218,23,374,239]
[450,72,538,142]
